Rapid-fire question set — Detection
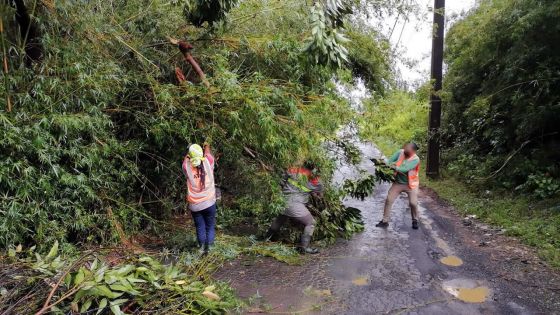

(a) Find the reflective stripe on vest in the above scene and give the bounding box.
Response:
[395,149,420,190]
[288,177,312,193]
[286,167,318,193]
[185,158,216,204]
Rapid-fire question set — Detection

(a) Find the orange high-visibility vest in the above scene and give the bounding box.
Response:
[395,149,420,190]
[285,167,321,193]
[184,158,216,206]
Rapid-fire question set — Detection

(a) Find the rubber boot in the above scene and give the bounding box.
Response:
[264,228,278,242]
[299,234,319,254]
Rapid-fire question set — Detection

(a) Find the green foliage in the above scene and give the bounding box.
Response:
[517,172,560,200]
[0,243,240,314]
[0,0,393,250]
[370,158,398,182]
[333,139,362,165]
[442,0,560,192]
[308,191,364,243]
[343,174,376,201]
[186,0,358,68]
[213,234,302,265]
[304,0,352,67]
[0,0,145,246]
[358,90,428,154]
[343,159,395,201]
[184,0,239,27]
[346,26,392,92]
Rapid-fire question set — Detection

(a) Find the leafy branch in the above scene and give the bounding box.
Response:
[343,158,395,201]
[304,0,352,67]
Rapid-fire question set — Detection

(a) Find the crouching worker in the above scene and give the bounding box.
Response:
[376,142,421,229]
[266,162,323,254]
[182,143,217,254]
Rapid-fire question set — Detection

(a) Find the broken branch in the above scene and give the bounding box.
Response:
[175,67,187,84]
[243,146,273,171]
[168,36,210,88]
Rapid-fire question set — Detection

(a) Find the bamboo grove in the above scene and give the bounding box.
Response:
[0,0,397,249]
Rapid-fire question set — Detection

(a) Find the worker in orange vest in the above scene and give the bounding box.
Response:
[265,161,323,254]
[182,143,217,254]
[376,142,421,229]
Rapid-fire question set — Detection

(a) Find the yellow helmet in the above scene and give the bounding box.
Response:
[188,144,205,166]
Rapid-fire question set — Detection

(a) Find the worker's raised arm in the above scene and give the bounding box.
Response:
[203,143,216,168]
[182,155,190,177]
[394,158,419,173]
[387,150,401,165]
[203,143,212,156]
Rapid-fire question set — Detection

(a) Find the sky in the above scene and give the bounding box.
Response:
[380,0,477,87]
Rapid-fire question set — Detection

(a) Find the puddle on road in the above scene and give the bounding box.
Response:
[440,255,464,267]
[443,279,490,303]
[457,287,490,303]
[352,276,369,286]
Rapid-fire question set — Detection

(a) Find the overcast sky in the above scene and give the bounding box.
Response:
[380,0,477,87]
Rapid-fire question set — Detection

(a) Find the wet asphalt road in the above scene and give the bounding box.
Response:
[214,141,558,314]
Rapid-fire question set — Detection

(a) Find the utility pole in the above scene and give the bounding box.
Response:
[426,0,445,178]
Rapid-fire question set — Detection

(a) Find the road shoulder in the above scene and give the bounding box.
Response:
[420,187,560,313]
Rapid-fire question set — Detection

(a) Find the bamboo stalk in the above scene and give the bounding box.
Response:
[19,0,38,60]
[114,34,159,70]
[13,0,42,64]
[0,18,12,112]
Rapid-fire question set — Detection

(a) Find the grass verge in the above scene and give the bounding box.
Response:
[424,176,560,268]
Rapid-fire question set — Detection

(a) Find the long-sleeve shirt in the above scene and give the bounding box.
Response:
[388,150,419,185]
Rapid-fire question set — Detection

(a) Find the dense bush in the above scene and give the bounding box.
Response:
[0,0,392,248]
[442,0,560,196]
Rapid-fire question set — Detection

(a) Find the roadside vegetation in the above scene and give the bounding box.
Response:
[0,0,366,251]
[0,0,411,312]
[359,88,429,155]
[359,0,560,268]
[426,179,560,268]
[3,0,558,312]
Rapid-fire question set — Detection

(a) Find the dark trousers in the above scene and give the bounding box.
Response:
[191,204,217,247]
[269,214,316,238]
